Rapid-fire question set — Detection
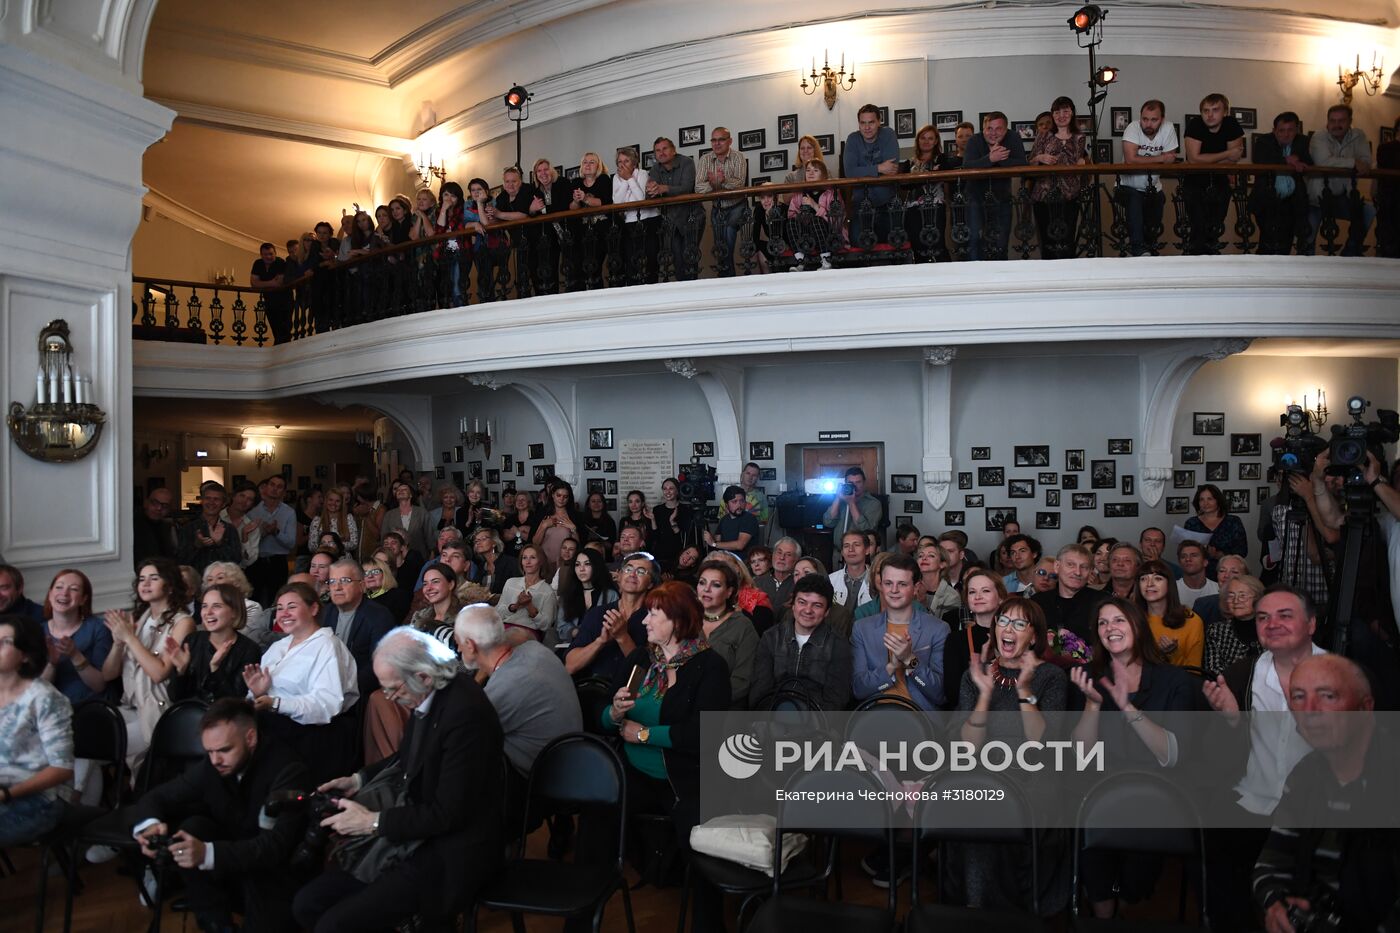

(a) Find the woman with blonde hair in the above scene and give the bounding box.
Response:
[309,487,358,555]
[549,153,612,290]
[613,146,660,285]
[202,560,274,647]
[363,555,409,624]
[902,123,953,262]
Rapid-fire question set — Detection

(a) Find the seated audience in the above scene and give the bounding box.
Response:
[830,529,874,609]
[579,492,618,555]
[469,529,517,598]
[178,483,243,573]
[308,488,359,557]
[167,582,263,703]
[915,540,961,617]
[1002,533,1042,594]
[1031,543,1099,641]
[1194,553,1247,625]
[851,555,950,710]
[695,557,760,708]
[129,698,308,933]
[1137,558,1205,668]
[322,558,397,700]
[409,565,463,644]
[1107,541,1142,600]
[1203,572,1265,677]
[383,481,432,561]
[363,555,410,625]
[821,467,883,547]
[754,536,800,609]
[202,561,273,648]
[40,567,113,703]
[566,551,653,680]
[707,549,775,635]
[786,158,843,270]
[497,544,558,643]
[0,615,74,848]
[557,547,617,647]
[503,491,540,557]
[750,573,852,710]
[1175,539,1219,607]
[704,485,760,556]
[939,569,1008,712]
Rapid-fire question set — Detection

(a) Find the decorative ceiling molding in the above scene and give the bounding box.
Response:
[141,186,266,252]
[146,0,613,89]
[151,97,414,158]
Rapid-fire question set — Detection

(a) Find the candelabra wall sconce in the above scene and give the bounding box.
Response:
[7,319,106,463]
[459,416,493,459]
[252,439,277,469]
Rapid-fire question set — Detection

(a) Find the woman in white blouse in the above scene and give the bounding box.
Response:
[242,581,359,783]
[497,544,558,644]
[612,147,660,285]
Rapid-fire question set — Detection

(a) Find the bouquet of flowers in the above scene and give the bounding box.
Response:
[1044,626,1092,668]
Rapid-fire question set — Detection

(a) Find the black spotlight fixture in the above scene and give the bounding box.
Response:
[503,84,532,172]
[1093,64,1120,86]
[1068,4,1103,34]
[503,85,530,110]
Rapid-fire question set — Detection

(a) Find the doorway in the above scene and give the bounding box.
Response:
[797,445,882,494]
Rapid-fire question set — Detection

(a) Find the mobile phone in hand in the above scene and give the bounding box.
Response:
[626,664,645,699]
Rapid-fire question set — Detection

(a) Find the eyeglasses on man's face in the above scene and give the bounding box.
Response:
[330,576,362,586]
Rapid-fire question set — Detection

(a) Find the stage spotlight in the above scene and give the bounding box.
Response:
[1093,64,1120,86]
[503,85,530,110]
[1068,5,1103,34]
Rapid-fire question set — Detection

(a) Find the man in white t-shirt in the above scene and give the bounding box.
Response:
[1175,540,1218,605]
[1117,99,1179,256]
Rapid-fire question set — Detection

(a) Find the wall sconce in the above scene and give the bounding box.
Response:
[414,152,446,189]
[252,439,277,469]
[800,50,855,111]
[140,440,170,469]
[1304,387,1328,428]
[459,416,492,459]
[355,431,373,449]
[1338,53,1385,106]
[7,319,106,463]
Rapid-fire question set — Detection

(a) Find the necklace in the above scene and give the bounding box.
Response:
[991,661,1021,689]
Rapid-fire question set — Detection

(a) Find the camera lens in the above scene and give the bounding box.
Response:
[1333,438,1365,467]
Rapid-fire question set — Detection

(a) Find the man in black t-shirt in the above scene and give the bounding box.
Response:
[705,485,760,556]
[249,242,293,344]
[1182,93,1245,254]
[493,166,544,294]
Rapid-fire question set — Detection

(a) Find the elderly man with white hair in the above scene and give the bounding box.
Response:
[294,627,504,933]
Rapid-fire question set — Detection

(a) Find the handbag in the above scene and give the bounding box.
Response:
[689,814,807,877]
[332,763,424,883]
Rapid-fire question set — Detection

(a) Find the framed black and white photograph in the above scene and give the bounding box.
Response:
[607,480,618,495]
[641,151,655,170]
[1122,474,1135,495]
[435,465,445,480]
[971,446,991,461]
[1011,120,1037,143]
[486,469,500,484]
[815,134,835,156]
[1072,493,1098,510]
[1066,449,1085,471]
[584,456,601,472]
[1091,460,1116,489]
[965,494,985,508]
[738,128,766,151]
[1180,446,1204,464]
[1382,126,1397,145]
[1061,474,1079,490]
[933,110,963,131]
[1206,461,1229,482]
[759,467,777,481]
[501,454,514,472]
[1036,512,1061,530]
[977,466,1005,487]
[1104,502,1139,518]
[1111,106,1132,137]
[891,474,918,494]
[958,472,973,490]
[751,176,771,186]
[777,114,798,144]
[1231,433,1262,457]
[516,461,525,476]
[589,427,614,450]
[944,510,966,527]
[533,464,554,484]
[698,148,711,160]
[877,106,890,128]
[453,445,464,463]
[759,150,789,173]
[1166,497,1190,514]
[1193,412,1225,436]
[1094,139,1113,164]
[602,460,617,473]
[564,165,581,180]
[749,441,774,461]
[1226,488,1252,513]
[1008,479,1035,498]
[1038,472,1058,486]
[903,499,923,514]
[468,461,483,480]
[679,124,704,147]
[1076,115,1094,135]
[1239,462,1262,481]
[693,441,714,458]
[1174,469,1196,489]
[1014,445,1050,467]
[1257,486,1272,505]
[1107,438,1133,455]
[528,443,545,460]
[502,480,515,495]
[894,108,917,139]
[1231,107,1257,129]
[1045,489,1061,507]
[440,451,451,464]
[608,498,620,513]
[587,478,604,495]
[986,507,1018,532]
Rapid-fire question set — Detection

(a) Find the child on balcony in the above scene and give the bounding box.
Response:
[787,158,843,271]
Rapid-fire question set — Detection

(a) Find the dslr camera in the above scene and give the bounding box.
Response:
[265,789,342,868]
[143,831,176,868]
[1285,889,1343,933]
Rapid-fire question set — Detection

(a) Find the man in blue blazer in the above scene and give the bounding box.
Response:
[323,557,399,698]
[850,555,949,710]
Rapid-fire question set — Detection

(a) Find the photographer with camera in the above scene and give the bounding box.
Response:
[128,698,309,933]
[292,627,504,933]
[820,467,883,547]
[1252,654,1400,933]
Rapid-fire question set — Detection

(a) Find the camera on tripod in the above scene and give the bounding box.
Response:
[677,459,717,504]
[1328,396,1399,509]
[1276,405,1329,475]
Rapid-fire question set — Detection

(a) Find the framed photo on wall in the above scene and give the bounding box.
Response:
[1206,461,1229,482]
[977,467,1005,487]
[933,110,963,132]
[1174,469,1196,488]
[1180,446,1204,464]
[1066,449,1085,471]
[760,150,789,173]
[777,114,798,144]
[958,472,972,489]
[1072,493,1097,510]
[584,456,601,471]
[1094,139,1114,164]
[1231,433,1262,456]
[1108,438,1132,455]
[986,506,1018,532]
[693,441,714,458]
[1014,445,1050,467]
[1045,489,1061,507]
[1111,106,1132,136]
[589,428,614,450]
[1239,462,1262,481]
[1193,412,1225,435]
[971,446,991,461]
[965,494,984,508]
[1008,479,1035,498]
[1061,474,1079,490]
[738,128,766,151]
[903,499,923,514]
[1038,472,1058,486]
[1036,512,1061,530]
[1104,502,1138,518]
[891,474,917,494]
[944,510,965,526]
[1226,489,1252,513]
[1166,496,1190,514]
[1091,460,1116,489]
[748,441,774,460]
[528,443,545,460]
[894,108,917,139]
[679,124,704,147]
[815,134,835,155]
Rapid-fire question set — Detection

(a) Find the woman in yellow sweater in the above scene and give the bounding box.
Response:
[1136,558,1204,669]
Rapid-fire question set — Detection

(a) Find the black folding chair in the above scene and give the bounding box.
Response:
[745,767,897,933]
[1071,770,1207,931]
[576,676,616,738]
[469,732,636,933]
[905,771,1046,932]
[30,699,127,933]
[65,698,210,933]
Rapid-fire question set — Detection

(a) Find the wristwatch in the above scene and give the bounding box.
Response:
[371,815,380,835]
[904,656,919,671]
[1018,694,1039,706]
[272,696,282,713]
[637,726,651,744]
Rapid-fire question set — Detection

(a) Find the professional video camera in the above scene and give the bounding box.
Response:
[1275,404,1329,475]
[677,458,716,504]
[1326,396,1399,504]
[265,788,342,868]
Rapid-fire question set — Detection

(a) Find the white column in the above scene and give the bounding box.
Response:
[921,346,957,509]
